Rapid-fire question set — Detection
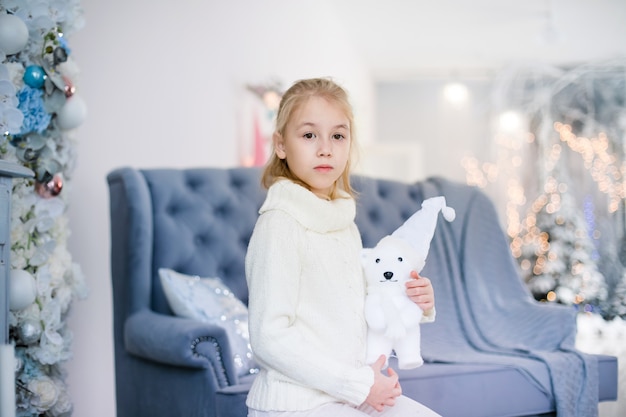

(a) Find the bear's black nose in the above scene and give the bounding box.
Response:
[384,271,394,280]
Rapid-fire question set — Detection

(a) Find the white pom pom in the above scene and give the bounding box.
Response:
[442,206,456,222]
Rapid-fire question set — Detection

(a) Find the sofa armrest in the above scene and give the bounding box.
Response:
[124,309,238,387]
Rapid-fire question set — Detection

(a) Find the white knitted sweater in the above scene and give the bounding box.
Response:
[245,179,374,411]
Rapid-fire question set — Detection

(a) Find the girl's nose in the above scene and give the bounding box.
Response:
[318,138,332,156]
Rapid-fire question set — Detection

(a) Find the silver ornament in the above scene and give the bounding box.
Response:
[18,320,43,345]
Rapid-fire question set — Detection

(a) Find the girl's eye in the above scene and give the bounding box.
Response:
[332,133,345,140]
[303,133,315,139]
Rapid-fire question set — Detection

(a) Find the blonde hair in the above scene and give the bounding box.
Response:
[261,77,356,199]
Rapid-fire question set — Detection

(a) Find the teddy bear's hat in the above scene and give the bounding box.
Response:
[391,196,455,263]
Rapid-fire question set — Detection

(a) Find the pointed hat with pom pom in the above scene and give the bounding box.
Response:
[391,196,456,271]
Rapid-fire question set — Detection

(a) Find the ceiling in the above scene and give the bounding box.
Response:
[330,0,626,80]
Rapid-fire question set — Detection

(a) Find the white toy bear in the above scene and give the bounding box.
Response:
[362,196,455,369]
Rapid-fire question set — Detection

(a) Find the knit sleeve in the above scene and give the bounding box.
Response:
[245,211,374,406]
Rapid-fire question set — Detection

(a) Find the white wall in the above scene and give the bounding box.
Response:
[375,78,495,184]
[65,1,374,416]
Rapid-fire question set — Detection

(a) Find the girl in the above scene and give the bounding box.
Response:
[245,77,440,417]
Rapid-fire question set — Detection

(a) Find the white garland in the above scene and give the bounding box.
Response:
[1,1,87,416]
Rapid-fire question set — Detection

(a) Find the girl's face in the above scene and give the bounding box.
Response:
[274,96,351,198]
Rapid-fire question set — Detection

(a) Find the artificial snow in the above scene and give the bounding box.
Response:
[576,313,625,417]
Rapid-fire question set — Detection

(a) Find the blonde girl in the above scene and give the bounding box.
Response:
[245,77,440,417]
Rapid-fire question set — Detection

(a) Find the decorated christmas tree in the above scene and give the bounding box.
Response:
[513,174,607,309]
[463,59,625,318]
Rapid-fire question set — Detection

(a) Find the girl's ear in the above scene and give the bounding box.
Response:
[273,132,286,159]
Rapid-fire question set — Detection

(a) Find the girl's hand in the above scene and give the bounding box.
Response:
[406,271,435,314]
[364,355,402,411]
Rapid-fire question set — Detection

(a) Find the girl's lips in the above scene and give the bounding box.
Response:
[314,165,333,172]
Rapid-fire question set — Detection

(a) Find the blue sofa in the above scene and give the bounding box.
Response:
[107,166,618,417]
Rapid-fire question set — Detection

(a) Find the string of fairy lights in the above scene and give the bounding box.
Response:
[464,122,625,238]
[554,122,626,213]
[462,119,621,308]
[459,57,626,316]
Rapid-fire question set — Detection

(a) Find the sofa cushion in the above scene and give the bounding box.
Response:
[158,268,259,377]
[216,361,553,417]
[394,359,552,417]
[216,356,619,417]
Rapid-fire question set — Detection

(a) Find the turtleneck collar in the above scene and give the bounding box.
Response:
[260,179,356,233]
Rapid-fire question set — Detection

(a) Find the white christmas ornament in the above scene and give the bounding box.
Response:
[9,269,38,311]
[0,14,29,55]
[56,93,87,130]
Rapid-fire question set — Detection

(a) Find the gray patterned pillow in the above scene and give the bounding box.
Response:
[158,268,258,377]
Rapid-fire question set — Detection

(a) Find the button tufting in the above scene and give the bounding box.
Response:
[194,234,208,246]
[218,264,232,279]
[368,209,380,223]
[167,204,180,216]
[401,210,414,221]
[185,174,204,191]
[230,175,245,189]
[214,203,230,218]
[408,188,421,202]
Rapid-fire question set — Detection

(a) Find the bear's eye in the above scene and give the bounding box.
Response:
[398,257,403,262]
[375,258,381,263]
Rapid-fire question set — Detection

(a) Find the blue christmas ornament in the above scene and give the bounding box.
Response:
[23,65,47,88]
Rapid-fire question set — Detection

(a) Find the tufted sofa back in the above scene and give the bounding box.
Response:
[108,167,428,320]
[352,175,426,248]
[154,168,272,313]
[147,168,272,313]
